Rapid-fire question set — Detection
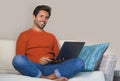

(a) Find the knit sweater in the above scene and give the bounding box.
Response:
[16,28,59,63]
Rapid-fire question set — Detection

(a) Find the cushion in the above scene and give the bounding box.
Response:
[0,71,105,81]
[0,74,52,81]
[78,42,110,71]
[69,71,105,81]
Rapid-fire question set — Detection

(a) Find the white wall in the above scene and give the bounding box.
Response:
[0,0,120,69]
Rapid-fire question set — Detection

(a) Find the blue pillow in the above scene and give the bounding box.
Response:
[78,42,110,71]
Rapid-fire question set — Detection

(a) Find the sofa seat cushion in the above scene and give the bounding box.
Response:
[70,71,105,81]
[0,69,19,74]
[0,71,105,81]
[0,74,52,81]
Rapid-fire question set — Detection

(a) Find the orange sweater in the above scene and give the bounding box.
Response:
[16,28,59,63]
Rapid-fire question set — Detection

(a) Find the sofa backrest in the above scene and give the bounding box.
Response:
[0,40,65,74]
[0,39,111,74]
[0,40,116,81]
[0,40,18,73]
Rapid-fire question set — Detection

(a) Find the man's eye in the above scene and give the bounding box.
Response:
[40,15,43,17]
[46,17,49,19]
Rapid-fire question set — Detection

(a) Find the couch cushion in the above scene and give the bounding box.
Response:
[0,40,17,73]
[0,74,52,81]
[69,71,105,81]
[78,42,110,71]
[0,71,105,81]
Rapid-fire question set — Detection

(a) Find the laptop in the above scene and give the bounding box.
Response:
[51,41,85,63]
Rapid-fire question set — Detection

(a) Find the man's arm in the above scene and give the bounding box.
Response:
[16,33,27,55]
[52,35,59,57]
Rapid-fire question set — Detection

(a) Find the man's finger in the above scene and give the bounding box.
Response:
[45,58,52,62]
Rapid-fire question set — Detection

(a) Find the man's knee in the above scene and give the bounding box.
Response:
[12,54,26,67]
[73,58,84,71]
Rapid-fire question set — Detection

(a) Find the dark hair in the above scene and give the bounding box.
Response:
[33,5,51,18]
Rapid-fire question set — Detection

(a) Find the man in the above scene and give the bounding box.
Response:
[12,5,84,81]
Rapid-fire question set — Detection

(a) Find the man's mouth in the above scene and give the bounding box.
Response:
[40,22,45,25]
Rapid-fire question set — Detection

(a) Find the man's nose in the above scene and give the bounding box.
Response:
[42,17,47,21]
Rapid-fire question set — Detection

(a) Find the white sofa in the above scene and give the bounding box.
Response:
[0,40,117,81]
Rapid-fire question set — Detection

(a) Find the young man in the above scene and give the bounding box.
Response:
[12,5,84,81]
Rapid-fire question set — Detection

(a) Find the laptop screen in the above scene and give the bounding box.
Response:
[56,41,85,60]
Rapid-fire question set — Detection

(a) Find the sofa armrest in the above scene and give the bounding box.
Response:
[99,55,117,81]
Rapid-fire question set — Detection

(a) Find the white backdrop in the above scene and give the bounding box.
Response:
[0,0,120,70]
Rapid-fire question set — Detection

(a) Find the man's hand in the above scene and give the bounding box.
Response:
[51,58,65,64]
[39,57,52,65]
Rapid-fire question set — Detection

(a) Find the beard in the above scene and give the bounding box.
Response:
[34,20,46,29]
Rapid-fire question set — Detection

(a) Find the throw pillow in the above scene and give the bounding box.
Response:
[78,42,110,71]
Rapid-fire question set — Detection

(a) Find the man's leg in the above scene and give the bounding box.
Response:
[12,55,43,77]
[44,58,84,80]
[57,58,84,78]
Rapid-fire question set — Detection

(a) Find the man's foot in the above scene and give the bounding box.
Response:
[55,77,68,81]
[40,73,68,81]
[40,75,46,78]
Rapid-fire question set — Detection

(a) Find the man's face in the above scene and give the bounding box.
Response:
[33,10,49,29]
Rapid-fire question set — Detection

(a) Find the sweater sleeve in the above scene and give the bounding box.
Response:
[53,35,59,57]
[16,33,27,55]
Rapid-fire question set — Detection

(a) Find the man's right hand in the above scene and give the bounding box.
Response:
[51,58,65,64]
[39,57,52,65]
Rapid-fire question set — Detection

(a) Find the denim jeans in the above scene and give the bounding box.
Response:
[12,55,84,78]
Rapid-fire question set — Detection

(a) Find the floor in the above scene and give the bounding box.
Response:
[113,77,120,81]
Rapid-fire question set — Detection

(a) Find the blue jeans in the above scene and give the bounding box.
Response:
[12,55,84,78]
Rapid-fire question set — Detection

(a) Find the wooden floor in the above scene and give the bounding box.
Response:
[113,77,120,81]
